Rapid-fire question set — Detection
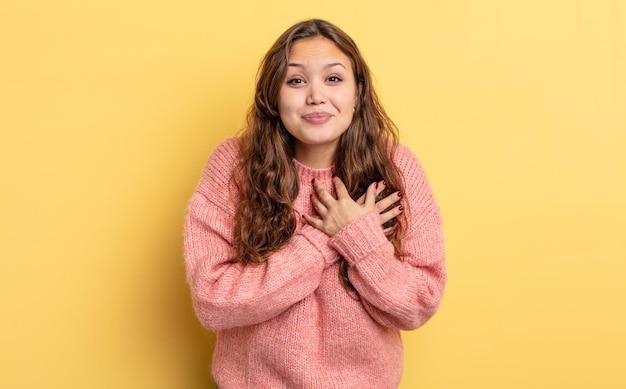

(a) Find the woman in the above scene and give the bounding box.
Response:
[184,19,446,389]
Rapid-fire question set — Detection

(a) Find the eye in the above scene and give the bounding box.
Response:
[328,75,343,83]
[287,78,305,86]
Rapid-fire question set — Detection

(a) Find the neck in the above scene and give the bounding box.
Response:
[294,143,336,169]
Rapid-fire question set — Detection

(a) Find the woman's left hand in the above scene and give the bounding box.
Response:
[303,176,379,236]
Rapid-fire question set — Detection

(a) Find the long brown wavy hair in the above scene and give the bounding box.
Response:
[234,19,405,290]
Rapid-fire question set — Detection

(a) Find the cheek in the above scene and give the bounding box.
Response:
[278,90,299,115]
[338,90,357,111]
[341,84,358,106]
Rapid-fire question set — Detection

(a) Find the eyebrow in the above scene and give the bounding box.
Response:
[287,62,347,70]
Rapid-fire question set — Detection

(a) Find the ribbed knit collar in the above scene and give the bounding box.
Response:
[292,158,335,183]
[292,158,335,218]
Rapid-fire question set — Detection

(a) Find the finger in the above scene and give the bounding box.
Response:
[363,181,378,208]
[383,225,396,237]
[375,191,402,213]
[310,194,327,217]
[356,180,386,205]
[380,204,403,225]
[312,178,336,206]
[302,214,323,229]
[356,194,365,206]
[332,176,351,199]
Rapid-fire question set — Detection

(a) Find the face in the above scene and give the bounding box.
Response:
[278,36,359,167]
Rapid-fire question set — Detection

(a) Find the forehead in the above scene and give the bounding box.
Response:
[287,37,352,69]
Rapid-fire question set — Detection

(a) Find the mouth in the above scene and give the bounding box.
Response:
[302,112,332,124]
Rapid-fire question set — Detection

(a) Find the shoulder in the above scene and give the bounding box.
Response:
[205,137,242,171]
[391,143,439,211]
[391,142,426,180]
[196,137,242,197]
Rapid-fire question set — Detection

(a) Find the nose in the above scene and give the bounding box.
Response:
[306,81,326,105]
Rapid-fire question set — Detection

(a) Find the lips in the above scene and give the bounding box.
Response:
[302,112,332,124]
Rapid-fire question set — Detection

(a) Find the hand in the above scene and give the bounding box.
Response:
[303,177,402,237]
[356,180,403,237]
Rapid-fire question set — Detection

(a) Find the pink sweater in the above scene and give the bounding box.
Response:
[184,138,446,389]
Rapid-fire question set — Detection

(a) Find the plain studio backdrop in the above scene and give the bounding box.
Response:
[1,1,624,388]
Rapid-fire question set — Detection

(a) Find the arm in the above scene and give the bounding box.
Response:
[184,139,339,331]
[329,146,446,330]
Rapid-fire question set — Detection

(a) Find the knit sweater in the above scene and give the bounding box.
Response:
[184,137,446,389]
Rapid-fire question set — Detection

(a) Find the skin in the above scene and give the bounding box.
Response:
[277,36,402,236]
[278,36,358,168]
[308,178,404,237]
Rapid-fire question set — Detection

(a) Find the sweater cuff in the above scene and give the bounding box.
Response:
[299,224,340,268]
[329,211,389,266]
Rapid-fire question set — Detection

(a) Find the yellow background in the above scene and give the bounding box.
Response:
[1,1,624,388]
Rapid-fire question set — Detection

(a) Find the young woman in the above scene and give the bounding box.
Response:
[184,19,446,389]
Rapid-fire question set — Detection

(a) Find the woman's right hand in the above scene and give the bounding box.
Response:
[356,180,403,236]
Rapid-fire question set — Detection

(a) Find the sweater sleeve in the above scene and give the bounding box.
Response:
[329,144,446,330]
[184,138,339,331]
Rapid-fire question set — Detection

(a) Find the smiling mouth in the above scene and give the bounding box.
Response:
[302,112,332,124]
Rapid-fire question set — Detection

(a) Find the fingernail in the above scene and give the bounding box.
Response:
[397,192,402,198]
[398,205,404,211]
[382,180,386,186]
[375,182,379,189]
